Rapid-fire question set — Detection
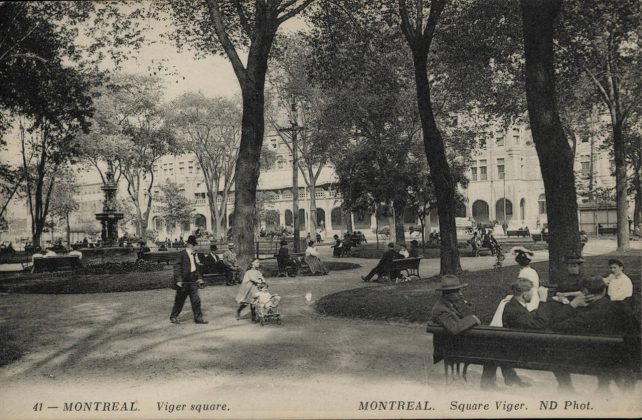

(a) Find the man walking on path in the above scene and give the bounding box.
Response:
[170,235,208,324]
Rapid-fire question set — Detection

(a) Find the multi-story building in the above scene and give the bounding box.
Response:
[2,124,623,246]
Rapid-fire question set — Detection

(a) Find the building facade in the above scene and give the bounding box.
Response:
[2,124,623,246]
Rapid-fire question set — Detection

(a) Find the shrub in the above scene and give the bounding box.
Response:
[75,260,165,275]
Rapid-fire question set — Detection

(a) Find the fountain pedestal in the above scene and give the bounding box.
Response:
[95,166,123,247]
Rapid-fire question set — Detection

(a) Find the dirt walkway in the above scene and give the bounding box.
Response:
[0,240,638,419]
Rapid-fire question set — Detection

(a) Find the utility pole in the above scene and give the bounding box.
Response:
[278,100,304,252]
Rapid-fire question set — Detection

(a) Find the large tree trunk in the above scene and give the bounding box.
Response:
[411,50,461,275]
[634,187,641,232]
[234,72,270,270]
[611,120,630,250]
[308,181,318,235]
[207,190,219,239]
[521,0,582,289]
[393,203,405,244]
[66,214,71,247]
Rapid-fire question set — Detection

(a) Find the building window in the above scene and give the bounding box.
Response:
[580,155,590,176]
[496,131,505,146]
[479,160,487,181]
[538,193,546,215]
[497,158,505,179]
[471,167,478,181]
[178,161,185,174]
[188,161,194,174]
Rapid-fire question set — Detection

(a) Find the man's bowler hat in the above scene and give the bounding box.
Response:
[186,235,198,246]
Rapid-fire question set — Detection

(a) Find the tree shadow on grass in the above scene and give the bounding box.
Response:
[0,327,24,367]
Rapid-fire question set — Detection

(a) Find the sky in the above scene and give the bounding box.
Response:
[2,7,307,166]
[118,9,307,101]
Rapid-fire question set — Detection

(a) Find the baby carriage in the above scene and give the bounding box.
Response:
[253,282,282,326]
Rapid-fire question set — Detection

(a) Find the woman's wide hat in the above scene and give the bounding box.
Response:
[436,274,468,291]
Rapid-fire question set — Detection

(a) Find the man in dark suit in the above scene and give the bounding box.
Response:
[204,244,233,286]
[276,240,298,277]
[495,278,587,391]
[170,235,208,324]
[361,242,402,282]
[550,276,639,391]
[481,278,550,389]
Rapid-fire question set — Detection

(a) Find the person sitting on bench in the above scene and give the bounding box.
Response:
[549,275,639,392]
[398,243,409,258]
[277,240,298,277]
[205,244,234,286]
[331,235,343,257]
[603,258,633,303]
[409,240,420,258]
[305,241,328,275]
[431,275,481,339]
[483,278,547,389]
[361,242,402,282]
[222,243,240,284]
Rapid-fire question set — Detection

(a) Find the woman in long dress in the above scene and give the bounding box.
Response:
[304,241,328,275]
[235,259,265,321]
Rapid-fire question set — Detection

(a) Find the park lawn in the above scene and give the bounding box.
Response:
[315,251,641,324]
[0,261,360,294]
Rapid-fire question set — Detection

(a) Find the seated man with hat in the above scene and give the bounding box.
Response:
[431,275,481,335]
[430,275,482,380]
[221,242,240,284]
[276,239,299,277]
[204,244,234,286]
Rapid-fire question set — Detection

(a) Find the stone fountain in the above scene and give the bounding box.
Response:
[95,164,124,247]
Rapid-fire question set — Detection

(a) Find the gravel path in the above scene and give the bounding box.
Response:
[0,240,639,419]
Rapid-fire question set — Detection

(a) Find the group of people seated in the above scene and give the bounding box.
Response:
[0,242,16,256]
[361,241,421,282]
[431,246,638,392]
[467,230,501,257]
[276,239,329,276]
[201,243,240,286]
[331,232,367,257]
[156,237,191,249]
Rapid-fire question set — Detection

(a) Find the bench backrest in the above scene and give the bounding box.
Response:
[427,324,641,377]
[392,257,421,269]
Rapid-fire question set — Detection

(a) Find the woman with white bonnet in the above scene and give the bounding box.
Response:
[512,246,541,311]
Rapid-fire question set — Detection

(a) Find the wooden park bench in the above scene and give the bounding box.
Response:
[506,229,530,238]
[274,252,308,277]
[598,225,617,235]
[531,231,549,243]
[385,257,421,281]
[200,263,236,284]
[141,251,180,265]
[32,255,82,273]
[426,324,641,381]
